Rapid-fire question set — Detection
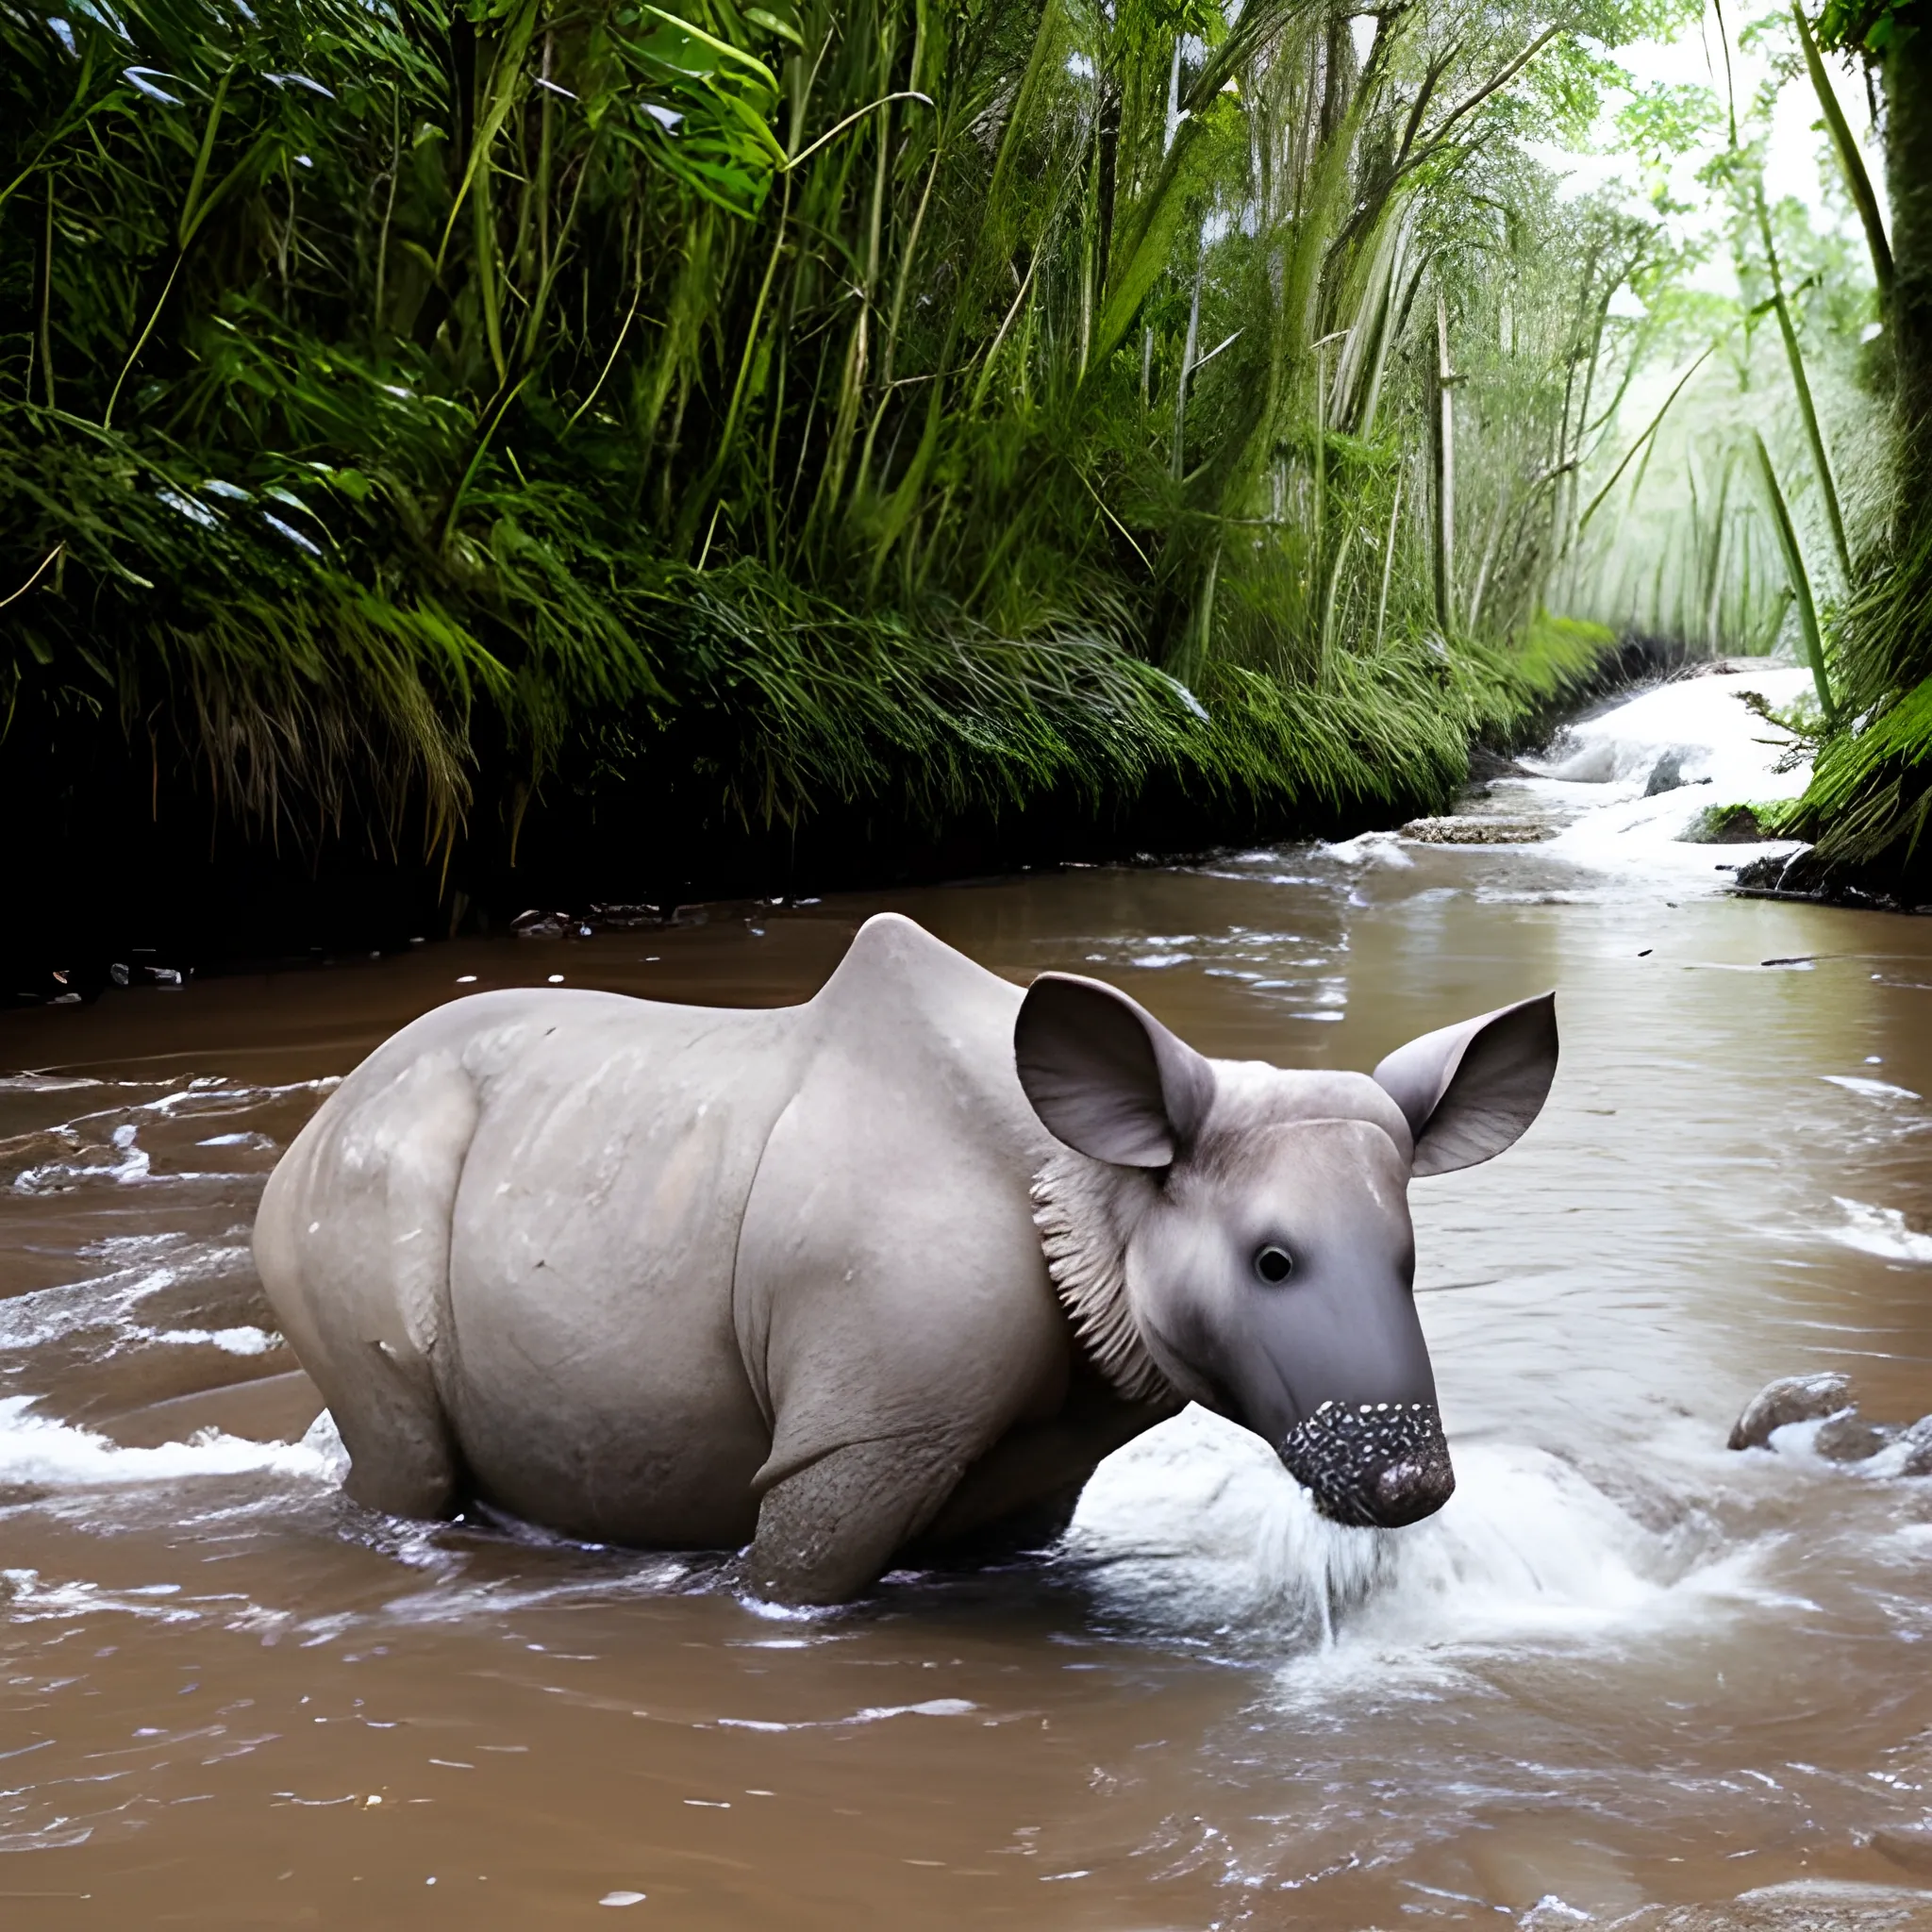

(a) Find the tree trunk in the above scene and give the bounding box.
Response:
[1888,1,1932,492]
[1433,292,1457,634]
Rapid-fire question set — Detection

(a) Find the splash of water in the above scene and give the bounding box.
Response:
[1067,1407,1756,1674]
[0,1395,335,1489]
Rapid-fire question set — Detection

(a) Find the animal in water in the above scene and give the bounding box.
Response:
[254,913,1558,1604]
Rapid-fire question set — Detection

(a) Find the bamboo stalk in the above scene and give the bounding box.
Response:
[1172,259,1203,481]
[35,174,54,408]
[1754,182,1851,585]
[375,84,401,334]
[1752,429,1836,717]
[1791,1,1891,299]
[1576,345,1716,534]
[1376,475,1405,650]
[1433,291,1456,634]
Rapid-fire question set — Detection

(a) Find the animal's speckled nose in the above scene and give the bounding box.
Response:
[1277,1399,1455,1528]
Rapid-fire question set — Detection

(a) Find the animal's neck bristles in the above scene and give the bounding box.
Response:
[1030,1153,1177,1407]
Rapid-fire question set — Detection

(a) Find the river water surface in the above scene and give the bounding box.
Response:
[3,669,1931,1928]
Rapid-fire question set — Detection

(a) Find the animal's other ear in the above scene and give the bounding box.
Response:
[1372,992,1558,1177]
[1014,974,1215,1167]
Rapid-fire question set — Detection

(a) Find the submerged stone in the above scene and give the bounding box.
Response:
[1401,816,1555,844]
[1727,1372,1854,1451]
[1811,1412,1896,1463]
[1681,803,1770,843]
[1645,749,1687,795]
[1898,1417,1932,1477]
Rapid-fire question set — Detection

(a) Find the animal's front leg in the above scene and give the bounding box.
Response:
[743,1436,966,1605]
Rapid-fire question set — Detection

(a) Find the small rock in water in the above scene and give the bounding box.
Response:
[586,902,663,930]
[1646,749,1687,796]
[1681,803,1769,844]
[1728,1376,1932,1476]
[1872,1824,1932,1877]
[1401,816,1555,845]
[1727,1372,1853,1451]
[1811,1413,1897,1463]
[1898,1417,1932,1478]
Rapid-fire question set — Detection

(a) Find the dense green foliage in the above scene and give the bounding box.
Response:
[0,0,1657,881]
[1770,0,1932,871]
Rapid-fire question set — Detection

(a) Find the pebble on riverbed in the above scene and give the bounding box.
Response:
[1727,1373,1932,1474]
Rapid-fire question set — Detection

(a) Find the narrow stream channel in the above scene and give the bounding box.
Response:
[2,665,1929,1928]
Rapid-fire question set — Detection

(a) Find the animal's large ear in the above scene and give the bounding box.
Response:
[1372,992,1557,1177]
[1014,974,1215,1167]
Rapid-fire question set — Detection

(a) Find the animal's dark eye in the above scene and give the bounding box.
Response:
[1255,1244,1294,1285]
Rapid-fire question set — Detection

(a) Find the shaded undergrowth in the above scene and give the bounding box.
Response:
[0,0,1651,967]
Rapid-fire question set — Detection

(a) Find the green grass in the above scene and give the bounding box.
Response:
[1777,506,1932,873]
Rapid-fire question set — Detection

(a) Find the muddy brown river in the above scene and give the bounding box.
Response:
[4,797,1932,1924]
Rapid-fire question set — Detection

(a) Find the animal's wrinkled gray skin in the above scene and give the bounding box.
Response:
[255,913,1557,1604]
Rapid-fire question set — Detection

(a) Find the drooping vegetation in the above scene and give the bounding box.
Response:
[1747,0,1932,873]
[0,0,1685,917]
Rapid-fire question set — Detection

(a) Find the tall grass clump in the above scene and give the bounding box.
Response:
[0,0,1668,896]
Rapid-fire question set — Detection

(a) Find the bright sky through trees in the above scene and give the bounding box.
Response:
[1531,1,1885,303]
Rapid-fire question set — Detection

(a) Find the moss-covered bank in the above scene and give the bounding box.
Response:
[1,609,1618,996]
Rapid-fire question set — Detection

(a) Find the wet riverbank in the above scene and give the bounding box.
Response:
[3,627,1707,1008]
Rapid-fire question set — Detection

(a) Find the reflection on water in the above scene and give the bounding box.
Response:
[3,809,1932,1924]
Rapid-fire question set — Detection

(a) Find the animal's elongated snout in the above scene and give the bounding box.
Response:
[1277,1398,1455,1528]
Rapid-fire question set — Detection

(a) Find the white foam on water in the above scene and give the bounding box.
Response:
[301,1406,351,1480]
[10,1137,152,1192]
[1069,1407,1758,1686]
[5,1074,336,1195]
[0,1822,92,1852]
[0,1568,299,1641]
[1825,1196,1932,1264]
[0,1260,182,1351]
[1541,667,1814,788]
[716,1699,977,1733]
[1499,664,1818,883]
[1320,829,1415,868]
[376,1555,710,1629]
[1823,1074,1923,1103]
[0,1395,336,1490]
[0,1227,261,1357]
[1766,1415,1911,1483]
[1736,1880,1932,1908]
[1,1568,202,1624]
[146,1324,280,1355]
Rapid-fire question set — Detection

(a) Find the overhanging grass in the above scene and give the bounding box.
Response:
[1779,513,1932,870]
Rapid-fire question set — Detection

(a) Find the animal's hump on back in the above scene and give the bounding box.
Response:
[810,913,1011,1010]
